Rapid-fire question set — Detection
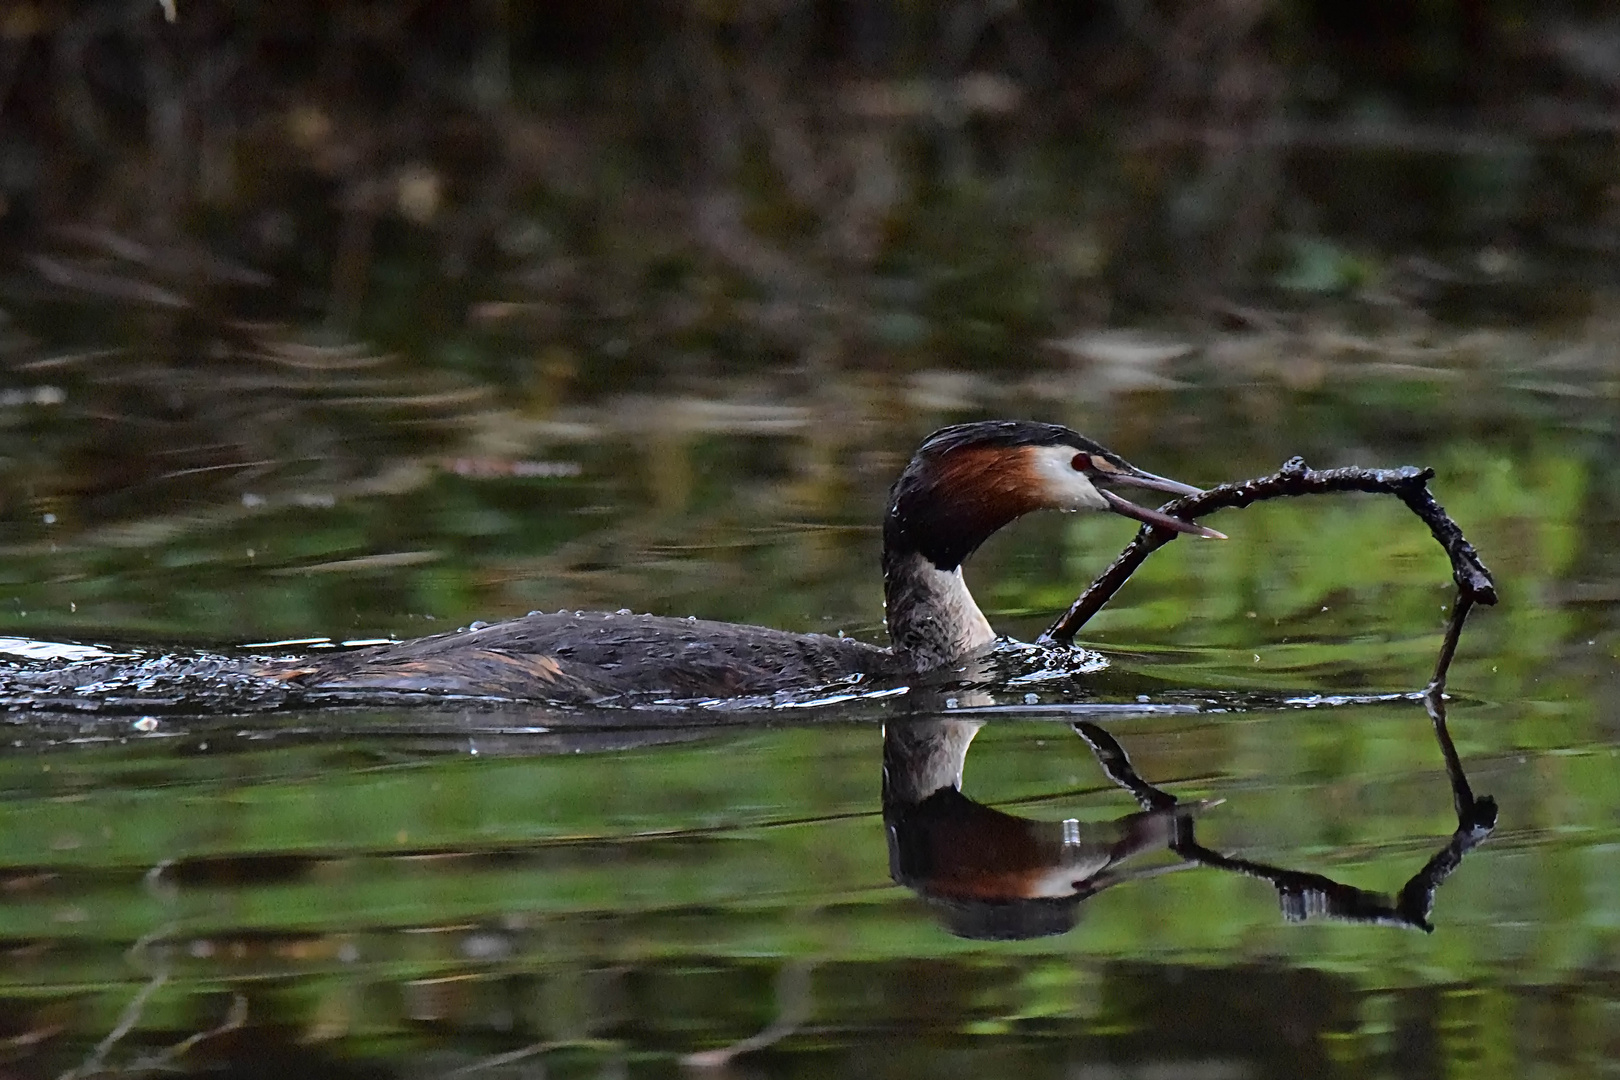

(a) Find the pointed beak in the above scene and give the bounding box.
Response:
[1095,466,1226,539]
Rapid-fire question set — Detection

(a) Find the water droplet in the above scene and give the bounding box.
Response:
[41,513,55,525]
[1023,692,1039,704]
[133,717,158,733]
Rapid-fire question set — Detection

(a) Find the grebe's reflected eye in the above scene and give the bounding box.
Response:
[1070,453,1091,472]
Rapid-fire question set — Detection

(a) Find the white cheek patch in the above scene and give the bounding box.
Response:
[1025,445,1109,512]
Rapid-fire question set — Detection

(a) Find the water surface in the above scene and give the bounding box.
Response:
[0,345,1613,1078]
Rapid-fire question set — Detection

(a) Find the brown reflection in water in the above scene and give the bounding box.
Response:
[883,693,1497,940]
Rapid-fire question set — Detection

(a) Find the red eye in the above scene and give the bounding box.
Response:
[1071,453,1090,471]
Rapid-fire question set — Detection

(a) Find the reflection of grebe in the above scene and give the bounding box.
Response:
[884,714,1497,941]
[279,422,1221,703]
[884,719,1192,940]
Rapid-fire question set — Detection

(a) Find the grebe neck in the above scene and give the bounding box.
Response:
[880,433,1022,671]
[882,548,996,671]
[877,419,1215,671]
[882,718,983,804]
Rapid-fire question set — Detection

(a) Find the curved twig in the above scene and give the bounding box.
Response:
[1040,457,1497,682]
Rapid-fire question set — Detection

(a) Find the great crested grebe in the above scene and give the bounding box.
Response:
[279,421,1223,704]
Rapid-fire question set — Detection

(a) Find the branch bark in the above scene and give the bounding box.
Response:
[1040,456,1497,694]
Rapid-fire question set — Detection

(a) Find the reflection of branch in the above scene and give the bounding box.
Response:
[1073,721,1177,812]
[1042,457,1497,644]
[444,1041,561,1077]
[681,960,814,1071]
[57,860,190,1080]
[1399,687,1498,927]
[443,1038,619,1078]
[1072,707,1495,932]
[57,970,169,1080]
[128,994,249,1074]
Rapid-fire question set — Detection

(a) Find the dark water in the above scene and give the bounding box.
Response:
[0,340,1614,1078]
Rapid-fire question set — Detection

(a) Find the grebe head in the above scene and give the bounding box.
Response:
[881,421,1222,668]
[885,421,1221,573]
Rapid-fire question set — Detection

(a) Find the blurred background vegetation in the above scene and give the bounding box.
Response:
[4,0,1620,366]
